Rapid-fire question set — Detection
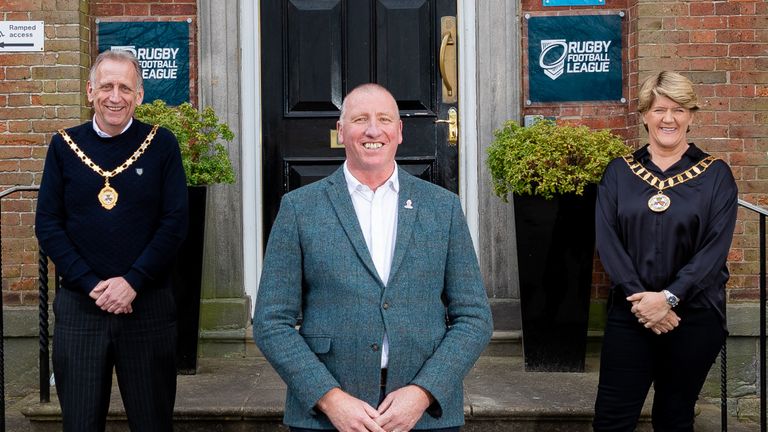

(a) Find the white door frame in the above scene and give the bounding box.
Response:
[239,1,480,302]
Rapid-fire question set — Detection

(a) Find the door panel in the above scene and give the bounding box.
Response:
[262,0,458,239]
[285,0,343,115]
[376,0,433,112]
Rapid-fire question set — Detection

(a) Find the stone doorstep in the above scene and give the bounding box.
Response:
[17,356,757,432]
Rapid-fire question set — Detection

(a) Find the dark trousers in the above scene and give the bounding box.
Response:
[593,293,725,432]
[53,286,177,432]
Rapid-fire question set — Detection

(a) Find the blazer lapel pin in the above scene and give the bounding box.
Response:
[404,199,413,209]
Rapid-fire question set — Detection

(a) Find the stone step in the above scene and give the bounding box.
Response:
[17,356,757,432]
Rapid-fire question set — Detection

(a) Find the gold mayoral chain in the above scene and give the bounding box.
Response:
[623,154,717,213]
[57,125,159,210]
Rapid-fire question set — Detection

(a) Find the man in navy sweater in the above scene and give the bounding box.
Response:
[35,49,188,431]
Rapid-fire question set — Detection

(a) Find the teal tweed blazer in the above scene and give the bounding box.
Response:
[253,167,493,430]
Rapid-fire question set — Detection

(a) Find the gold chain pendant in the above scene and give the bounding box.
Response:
[98,178,118,210]
[58,125,158,211]
[624,155,716,213]
[648,191,671,212]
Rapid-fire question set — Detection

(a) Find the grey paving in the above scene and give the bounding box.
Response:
[11,356,759,431]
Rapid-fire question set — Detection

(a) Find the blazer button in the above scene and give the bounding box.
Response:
[382,302,389,310]
[371,343,379,352]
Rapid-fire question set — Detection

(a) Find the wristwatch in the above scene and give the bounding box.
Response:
[662,290,679,308]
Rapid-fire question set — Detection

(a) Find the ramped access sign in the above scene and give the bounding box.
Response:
[0,21,44,52]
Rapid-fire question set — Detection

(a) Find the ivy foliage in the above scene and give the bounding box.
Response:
[135,100,235,186]
[487,120,631,201]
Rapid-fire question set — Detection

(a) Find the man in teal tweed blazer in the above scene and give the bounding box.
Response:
[254,84,493,432]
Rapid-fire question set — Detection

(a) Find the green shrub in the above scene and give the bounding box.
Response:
[135,100,235,186]
[487,120,631,200]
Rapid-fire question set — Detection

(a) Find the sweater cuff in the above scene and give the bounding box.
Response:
[77,273,102,296]
[123,269,148,292]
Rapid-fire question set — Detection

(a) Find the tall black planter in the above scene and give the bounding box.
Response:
[515,185,596,372]
[173,186,206,375]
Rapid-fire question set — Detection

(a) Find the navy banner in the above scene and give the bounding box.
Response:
[98,21,190,105]
[527,14,622,103]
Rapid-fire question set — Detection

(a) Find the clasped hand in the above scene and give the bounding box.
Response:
[317,385,432,432]
[89,276,136,314]
[627,291,681,335]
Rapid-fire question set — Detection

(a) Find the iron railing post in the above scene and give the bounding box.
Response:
[38,250,50,404]
[721,343,728,432]
[761,213,766,432]
[0,186,42,432]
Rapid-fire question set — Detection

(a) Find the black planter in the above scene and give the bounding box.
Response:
[173,186,206,375]
[514,185,596,372]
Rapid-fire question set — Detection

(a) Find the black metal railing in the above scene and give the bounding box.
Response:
[0,185,40,432]
[729,199,768,432]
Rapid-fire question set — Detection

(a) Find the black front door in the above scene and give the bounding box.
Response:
[261,0,459,238]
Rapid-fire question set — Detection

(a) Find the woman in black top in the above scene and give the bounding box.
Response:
[593,71,738,431]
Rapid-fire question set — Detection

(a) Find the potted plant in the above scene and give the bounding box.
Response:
[487,119,630,372]
[135,100,235,374]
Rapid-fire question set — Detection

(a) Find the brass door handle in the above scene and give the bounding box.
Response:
[434,107,458,146]
[439,32,454,97]
[438,16,457,103]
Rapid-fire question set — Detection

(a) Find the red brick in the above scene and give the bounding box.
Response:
[731,125,768,139]
[730,44,768,57]
[729,15,768,30]
[0,134,45,145]
[716,29,757,43]
[716,57,741,70]
[8,121,32,133]
[699,97,730,111]
[0,147,32,159]
[5,67,31,80]
[690,2,714,16]
[689,31,716,43]
[8,95,31,107]
[730,152,768,167]
[676,43,728,57]
[1,0,42,10]
[150,3,195,16]
[91,3,124,15]
[124,4,150,16]
[2,291,21,306]
[32,119,75,133]
[715,1,742,16]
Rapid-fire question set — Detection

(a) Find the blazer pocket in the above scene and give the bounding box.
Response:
[303,335,332,354]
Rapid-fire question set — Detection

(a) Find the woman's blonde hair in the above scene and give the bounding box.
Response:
[638,71,699,113]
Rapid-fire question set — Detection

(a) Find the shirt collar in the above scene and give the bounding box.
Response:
[343,162,399,195]
[92,116,133,138]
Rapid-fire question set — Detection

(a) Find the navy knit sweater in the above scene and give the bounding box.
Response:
[35,119,189,295]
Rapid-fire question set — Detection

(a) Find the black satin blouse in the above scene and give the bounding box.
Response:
[596,143,738,324]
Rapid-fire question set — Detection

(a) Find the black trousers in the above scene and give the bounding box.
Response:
[593,292,725,432]
[53,286,177,432]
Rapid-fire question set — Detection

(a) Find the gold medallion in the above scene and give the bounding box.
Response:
[98,181,118,210]
[648,192,670,213]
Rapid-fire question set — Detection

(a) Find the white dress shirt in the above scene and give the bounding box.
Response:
[343,162,399,369]
[92,115,133,138]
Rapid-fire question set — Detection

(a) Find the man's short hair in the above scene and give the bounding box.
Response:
[89,50,144,91]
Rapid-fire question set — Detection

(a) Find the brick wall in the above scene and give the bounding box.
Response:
[0,0,88,305]
[0,0,197,306]
[521,0,767,302]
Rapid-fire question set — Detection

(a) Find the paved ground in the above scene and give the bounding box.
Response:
[10,356,760,431]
